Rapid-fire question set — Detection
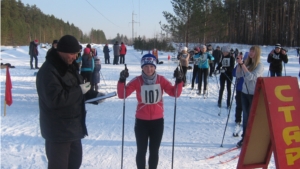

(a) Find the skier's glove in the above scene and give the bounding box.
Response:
[80,82,91,94]
[174,70,183,84]
[119,69,129,82]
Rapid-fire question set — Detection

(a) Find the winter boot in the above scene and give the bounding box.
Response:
[197,90,201,95]
[236,139,243,148]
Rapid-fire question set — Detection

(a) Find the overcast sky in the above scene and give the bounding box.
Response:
[20,0,174,39]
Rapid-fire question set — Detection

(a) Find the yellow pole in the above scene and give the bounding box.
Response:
[4,100,6,116]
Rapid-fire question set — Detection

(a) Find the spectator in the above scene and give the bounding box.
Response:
[81,48,94,83]
[152,48,159,64]
[119,42,127,64]
[29,39,39,69]
[103,44,111,64]
[36,34,102,169]
[212,46,222,72]
[236,46,264,148]
[46,40,58,56]
[297,47,299,57]
[178,47,190,86]
[76,45,83,72]
[113,41,120,65]
[91,54,101,91]
[267,43,288,77]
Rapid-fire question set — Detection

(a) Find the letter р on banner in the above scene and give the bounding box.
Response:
[237,77,300,169]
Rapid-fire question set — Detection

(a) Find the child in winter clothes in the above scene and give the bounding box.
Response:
[235,46,264,148]
[216,46,235,108]
[117,54,183,169]
[80,48,94,82]
[195,45,214,95]
[178,47,190,86]
[267,43,288,77]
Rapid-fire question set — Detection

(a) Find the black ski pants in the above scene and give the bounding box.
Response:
[181,66,188,84]
[235,90,242,123]
[209,62,214,76]
[135,118,164,169]
[45,139,82,169]
[218,73,232,107]
[119,54,125,64]
[191,64,199,88]
[198,68,209,91]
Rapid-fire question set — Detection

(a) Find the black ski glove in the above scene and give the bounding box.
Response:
[174,69,183,84]
[119,69,129,82]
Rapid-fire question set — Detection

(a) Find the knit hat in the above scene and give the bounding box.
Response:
[194,47,200,52]
[182,47,188,51]
[57,35,80,53]
[141,54,157,68]
[221,46,231,53]
[275,43,281,49]
[52,40,58,45]
[34,39,38,44]
[84,48,90,55]
[200,45,206,49]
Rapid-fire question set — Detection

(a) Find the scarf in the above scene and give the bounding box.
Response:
[142,71,157,85]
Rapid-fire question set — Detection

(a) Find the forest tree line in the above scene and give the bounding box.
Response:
[1,0,107,46]
[162,0,300,47]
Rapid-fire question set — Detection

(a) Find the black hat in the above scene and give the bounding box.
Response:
[57,35,80,53]
[52,40,58,44]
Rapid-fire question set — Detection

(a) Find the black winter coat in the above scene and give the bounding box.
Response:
[216,54,235,77]
[36,49,98,142]
[267,51,288,72]
[103,46,110,58]
[212,49,222,64]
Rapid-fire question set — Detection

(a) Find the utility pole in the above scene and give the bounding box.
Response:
[129,11,139,41]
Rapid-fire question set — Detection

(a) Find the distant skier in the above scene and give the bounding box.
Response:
[117,54,183,169]
[216,45,235,108]
[267,43,288,77]
[191,47,200,90]
[197,45,214,95]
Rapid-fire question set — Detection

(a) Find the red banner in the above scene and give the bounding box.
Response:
[5,66,12,106]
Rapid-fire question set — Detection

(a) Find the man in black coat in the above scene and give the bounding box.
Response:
[29,39,39,69]
[36,35,100,169]
[212,46,222,70]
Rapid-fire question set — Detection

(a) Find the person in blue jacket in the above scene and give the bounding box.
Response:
[195,45,214,95]
[80,48,94,82]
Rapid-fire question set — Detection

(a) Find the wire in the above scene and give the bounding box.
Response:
[85,0,121,28]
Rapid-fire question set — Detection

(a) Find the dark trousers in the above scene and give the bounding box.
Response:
[235,91,242,123]
[209,62,214,76]
[241,93,254,139]
[270,70,282,77]
[113,55,119,64]
[135,118,164,169]
[181,66,188,84]
[80,71,92,83]
[30,55,38,68]
[105,56,110,64]
[191,65,199,88]
[45,140,82,169]
[218,73,233,107]
[198,68,208,91]
[119,55,125,64]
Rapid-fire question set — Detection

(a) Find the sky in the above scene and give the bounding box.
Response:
[20,0,174,39]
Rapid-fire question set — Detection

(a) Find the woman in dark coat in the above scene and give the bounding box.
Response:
[103,44,111,64]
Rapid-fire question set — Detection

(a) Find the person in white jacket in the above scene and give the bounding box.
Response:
[235,45,264,148]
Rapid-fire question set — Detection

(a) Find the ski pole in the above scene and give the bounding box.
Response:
[121,64,127,169]
[171,65,180,169]
[283,62,286,76]
[100,70,107,86]
[220,78,237,147]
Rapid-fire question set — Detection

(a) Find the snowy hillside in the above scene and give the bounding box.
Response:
[1,43,299,169]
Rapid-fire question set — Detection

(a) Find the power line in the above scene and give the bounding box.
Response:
[85,0,121,28]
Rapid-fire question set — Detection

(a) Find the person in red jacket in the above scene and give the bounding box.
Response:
[119,42,127,64]
[117,54,183,169]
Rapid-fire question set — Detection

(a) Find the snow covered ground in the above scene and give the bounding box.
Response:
[1,43,299,169]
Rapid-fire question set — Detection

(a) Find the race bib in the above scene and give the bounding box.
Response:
[141,84,162,104]
[222,58,231,67]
